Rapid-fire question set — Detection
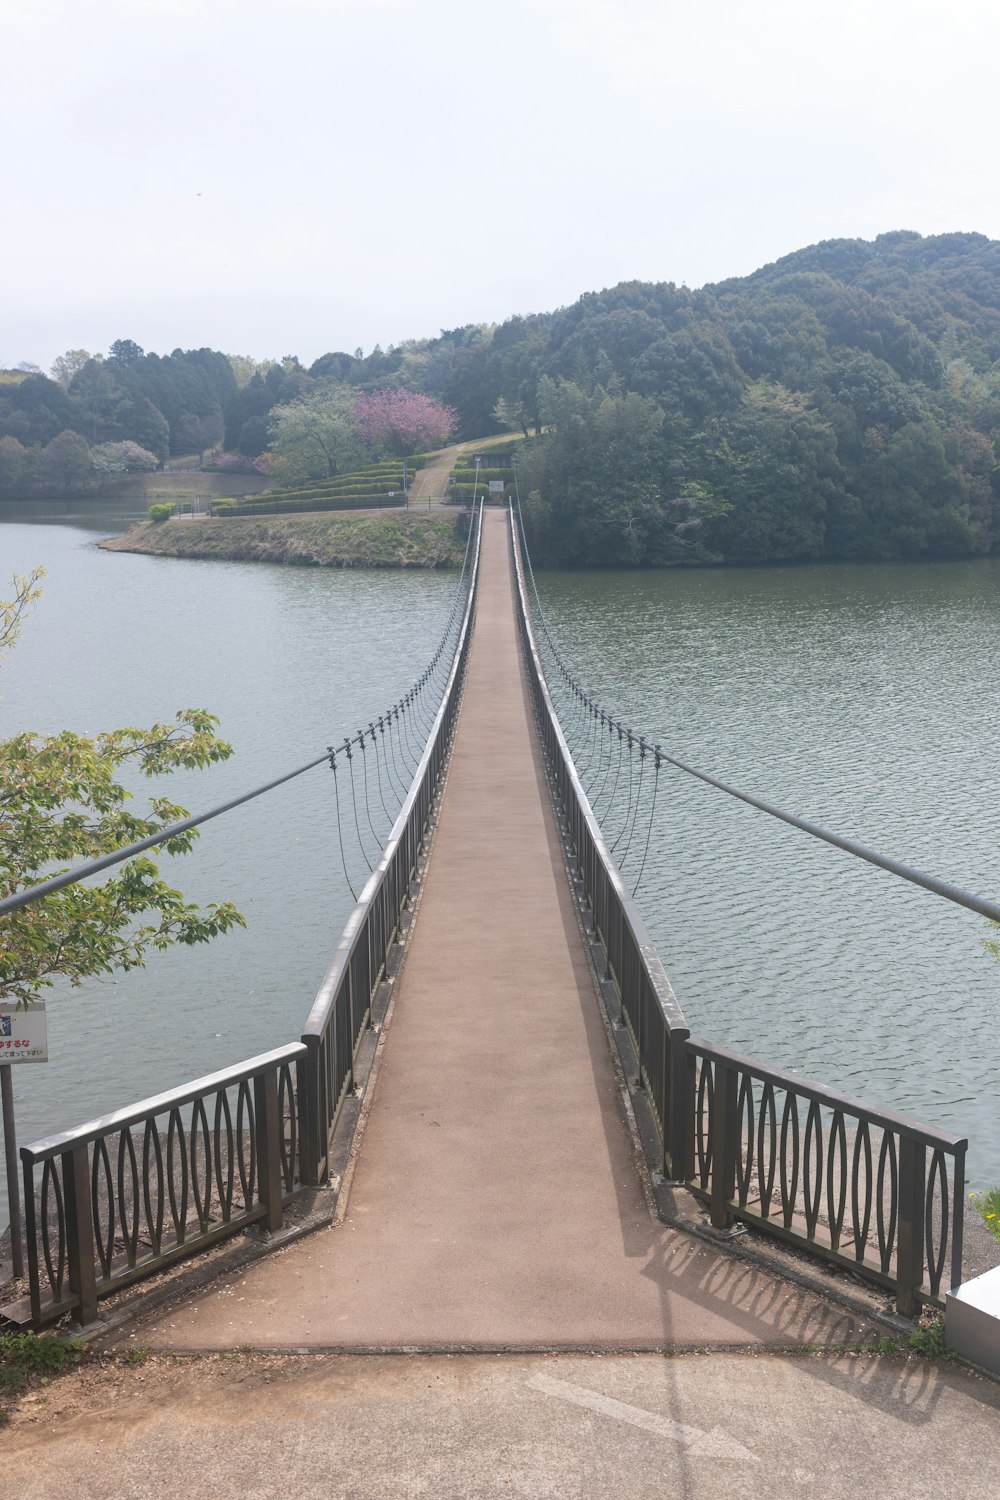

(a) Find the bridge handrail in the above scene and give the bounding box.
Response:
[299,501,484,1184]
[683,1037,966,1314]
[18,1043,306,1327]
[11,505,482,1328]
[509,504,966,1314]
[508,506,691,1174]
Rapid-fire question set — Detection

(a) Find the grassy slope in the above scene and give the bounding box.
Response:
[99,510,467,568]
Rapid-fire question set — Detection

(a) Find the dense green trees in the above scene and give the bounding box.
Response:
[0,343,239,496]
[266,387,368,484]
[6,232,1000,562]
[477,232,1000,565]
[520,379,725,566]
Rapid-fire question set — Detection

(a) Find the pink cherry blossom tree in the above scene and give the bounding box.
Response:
[352,389,458,456]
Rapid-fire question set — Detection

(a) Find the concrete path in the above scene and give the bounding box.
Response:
[407,433,513,507]
[4,1350,999,1500]
[130,510,872,1352]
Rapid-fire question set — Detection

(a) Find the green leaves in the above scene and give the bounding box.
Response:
[0,567,44,658]
[1,612,245,1007]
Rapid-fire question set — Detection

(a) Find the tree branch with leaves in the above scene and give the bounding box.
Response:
[0,575,244,1008]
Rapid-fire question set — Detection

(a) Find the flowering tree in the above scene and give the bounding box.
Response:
[90,441,160,476]
[352,389,458,456]
[209,452,272,475]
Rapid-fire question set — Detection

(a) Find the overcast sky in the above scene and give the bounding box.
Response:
[4,0,998,373]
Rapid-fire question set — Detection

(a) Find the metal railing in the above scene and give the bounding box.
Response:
[509,505,966,1315]
[684,1043,964,1314]
[300,502,483,1182]
[19,1045,305,1327]
[509,508,690,1178]
[13,502,482,1326]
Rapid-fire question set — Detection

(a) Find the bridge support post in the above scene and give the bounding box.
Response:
[254,1071,285,1233]
[63,1144,98,1326]
[299,1038,324,1187]
[709,1061,738,1231]
[896,1137,926,1317]
[666,1030,690,1182]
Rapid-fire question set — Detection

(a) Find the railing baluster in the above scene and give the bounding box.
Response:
[254,1070,284,1234]
[924,1148,949,1301]
[779,1091,800,1231]
[735,1074,755,1208]
[92,1137,115,1280]
[214,1090,235,1222]
[827,1111,847,1253]
[143,1119,164,1257]
[851,1122,873,1260]
[118,1127,140,1268]
[877,1131,898,1276]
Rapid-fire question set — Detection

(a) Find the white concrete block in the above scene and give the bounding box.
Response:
[945,1264,1000,1374]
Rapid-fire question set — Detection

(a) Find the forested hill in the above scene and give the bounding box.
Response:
[6,231,1000,567]
[451,231,1000,565]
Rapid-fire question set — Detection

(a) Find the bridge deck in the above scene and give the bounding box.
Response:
[139,511,867,1350]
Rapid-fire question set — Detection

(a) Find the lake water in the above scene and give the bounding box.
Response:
[534,559,1000,1189]
[0,498,458,1220]
[1,502,998,1225]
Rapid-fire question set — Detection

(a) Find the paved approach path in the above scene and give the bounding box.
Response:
[133,510,871,1352]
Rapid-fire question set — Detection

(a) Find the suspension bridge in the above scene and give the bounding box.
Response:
[1,501,980,1345]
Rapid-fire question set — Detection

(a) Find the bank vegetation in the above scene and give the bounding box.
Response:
[12,231,1000,566]
[99,511,468,569]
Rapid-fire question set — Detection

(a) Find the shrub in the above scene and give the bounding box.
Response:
[451,466,514,482]
[147,503,173,522]
[972,1187,1000,1244]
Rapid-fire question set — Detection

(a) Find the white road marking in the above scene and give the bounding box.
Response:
[527,1373,758,1462]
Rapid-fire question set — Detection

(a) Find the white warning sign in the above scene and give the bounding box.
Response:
[0,1002,48,1063]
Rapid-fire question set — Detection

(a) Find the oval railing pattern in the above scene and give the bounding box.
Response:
[20,1046,305,1326]
[685,1043,964,1310]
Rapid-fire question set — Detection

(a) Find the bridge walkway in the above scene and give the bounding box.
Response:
[136,510,869,1351]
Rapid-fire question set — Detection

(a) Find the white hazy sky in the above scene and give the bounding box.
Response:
[4,0,999,372]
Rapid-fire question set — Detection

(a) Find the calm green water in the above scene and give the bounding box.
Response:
[0,499,458,1219]
[537,558,1000,1188]
[1,503,998,1221]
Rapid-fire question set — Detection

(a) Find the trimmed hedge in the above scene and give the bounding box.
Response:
[254,458,428,502]
[260,482,407,502]
[448,482,512,501]
[212,494,408,517]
